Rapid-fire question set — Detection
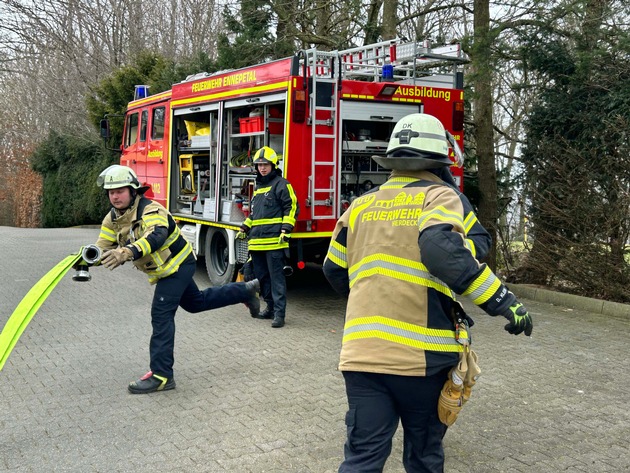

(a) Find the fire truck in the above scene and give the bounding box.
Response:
[109,39,468,285]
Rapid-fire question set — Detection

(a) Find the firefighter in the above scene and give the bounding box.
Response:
[323,113,533,472]
[90,165,260,394]
[237,147,299,328]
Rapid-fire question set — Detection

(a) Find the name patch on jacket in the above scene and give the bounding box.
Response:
[353,191,426,227]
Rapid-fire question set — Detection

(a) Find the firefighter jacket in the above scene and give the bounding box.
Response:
[323,170,516,377]
[241,171,299,251]
[95,196,193,284]
[429,167,491,259]
[459,191,491,259]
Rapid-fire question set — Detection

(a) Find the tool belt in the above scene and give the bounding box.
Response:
[438,301,482,427]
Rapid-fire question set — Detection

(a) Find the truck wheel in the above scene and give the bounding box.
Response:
[204,227,236,286]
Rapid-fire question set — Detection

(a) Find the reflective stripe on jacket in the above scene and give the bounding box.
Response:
[96,197,193,284]
[323,170,486,377]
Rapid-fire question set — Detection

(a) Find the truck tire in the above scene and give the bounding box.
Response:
[204,227,236,286]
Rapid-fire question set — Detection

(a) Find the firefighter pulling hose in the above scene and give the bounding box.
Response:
[82,164,261,393]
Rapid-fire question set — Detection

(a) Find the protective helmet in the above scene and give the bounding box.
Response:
[372,113,452,171]
[97,165,150,193]
[253,146,279,167]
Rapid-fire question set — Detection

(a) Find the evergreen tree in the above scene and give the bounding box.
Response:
[217,0,294,70]
[520,4,630,301]
[30,132,116,227]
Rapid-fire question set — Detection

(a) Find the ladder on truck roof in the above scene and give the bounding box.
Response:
[302,39,468,85]
[336,39,468,85]
[299,39,468,219]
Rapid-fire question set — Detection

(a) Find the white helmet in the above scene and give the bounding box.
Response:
[372,113,453,171]
[97,165,149,193]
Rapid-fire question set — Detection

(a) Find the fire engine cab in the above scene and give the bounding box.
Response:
[112,39,468,285]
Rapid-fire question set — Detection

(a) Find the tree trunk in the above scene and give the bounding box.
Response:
[364,0,383,44]
[472,0,497,269]
[381,0,398,40]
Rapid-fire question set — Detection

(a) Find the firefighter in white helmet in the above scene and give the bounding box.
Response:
[90,165,260,394]
[323,114,532,472]
[237,147,299,328]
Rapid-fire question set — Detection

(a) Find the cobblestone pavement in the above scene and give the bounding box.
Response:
[0,226,628,472]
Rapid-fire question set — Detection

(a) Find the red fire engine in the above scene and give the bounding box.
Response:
[112,39,468,285]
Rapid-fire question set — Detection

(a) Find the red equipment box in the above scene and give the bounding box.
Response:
[268,119,284,135]
[239,116,263,133]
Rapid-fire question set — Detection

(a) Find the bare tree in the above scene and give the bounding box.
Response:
[471,0,498,267]
[381,0,398,39]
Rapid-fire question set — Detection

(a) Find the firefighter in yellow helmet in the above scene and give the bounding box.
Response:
[90,165,260,394]
[323,114,532,472]
[237,147,299,328]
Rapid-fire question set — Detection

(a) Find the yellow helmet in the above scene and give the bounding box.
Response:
[253,146,279,167]
[97,165,149,192]
[372,113,452,171]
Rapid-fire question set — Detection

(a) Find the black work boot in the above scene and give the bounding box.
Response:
[271,315,285,328]
[256,306,274,319]
[128,371,176,394]
[244,279,261,318]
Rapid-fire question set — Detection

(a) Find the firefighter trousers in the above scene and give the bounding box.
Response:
[339,370,449,473]
[251,249,286,318]
[149,257,252,378]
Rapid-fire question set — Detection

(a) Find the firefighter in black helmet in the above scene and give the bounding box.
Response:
[237,147,299,328]
[323,114,532,472]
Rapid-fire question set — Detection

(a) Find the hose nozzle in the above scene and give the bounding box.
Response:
[72,245,102,282]
[82,245,102,265]
[72,266,91,282]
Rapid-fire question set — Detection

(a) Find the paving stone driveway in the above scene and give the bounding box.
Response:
[0,226,628,472]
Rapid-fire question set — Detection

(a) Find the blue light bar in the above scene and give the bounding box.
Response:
[134,85,150,100]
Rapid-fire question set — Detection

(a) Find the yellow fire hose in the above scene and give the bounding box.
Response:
[0,250,84,371]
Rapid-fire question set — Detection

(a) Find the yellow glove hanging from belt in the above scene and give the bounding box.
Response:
[438,344,481,427]
[278,231,291,244]
[463,349,481,405]
[236,226,249,240]
[101,246,134,270]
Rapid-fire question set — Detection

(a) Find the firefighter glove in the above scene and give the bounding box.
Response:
[502,302,533,336]
[101,247,133,270]
[236,226,249,240]
[278,232,291,244]
[438,368,465,426]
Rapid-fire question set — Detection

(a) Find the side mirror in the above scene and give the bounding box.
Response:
[100,119,110,139]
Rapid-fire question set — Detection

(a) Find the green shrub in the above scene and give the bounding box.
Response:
[31,131,118,227]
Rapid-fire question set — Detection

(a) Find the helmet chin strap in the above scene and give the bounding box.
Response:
[128,187,138,208]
